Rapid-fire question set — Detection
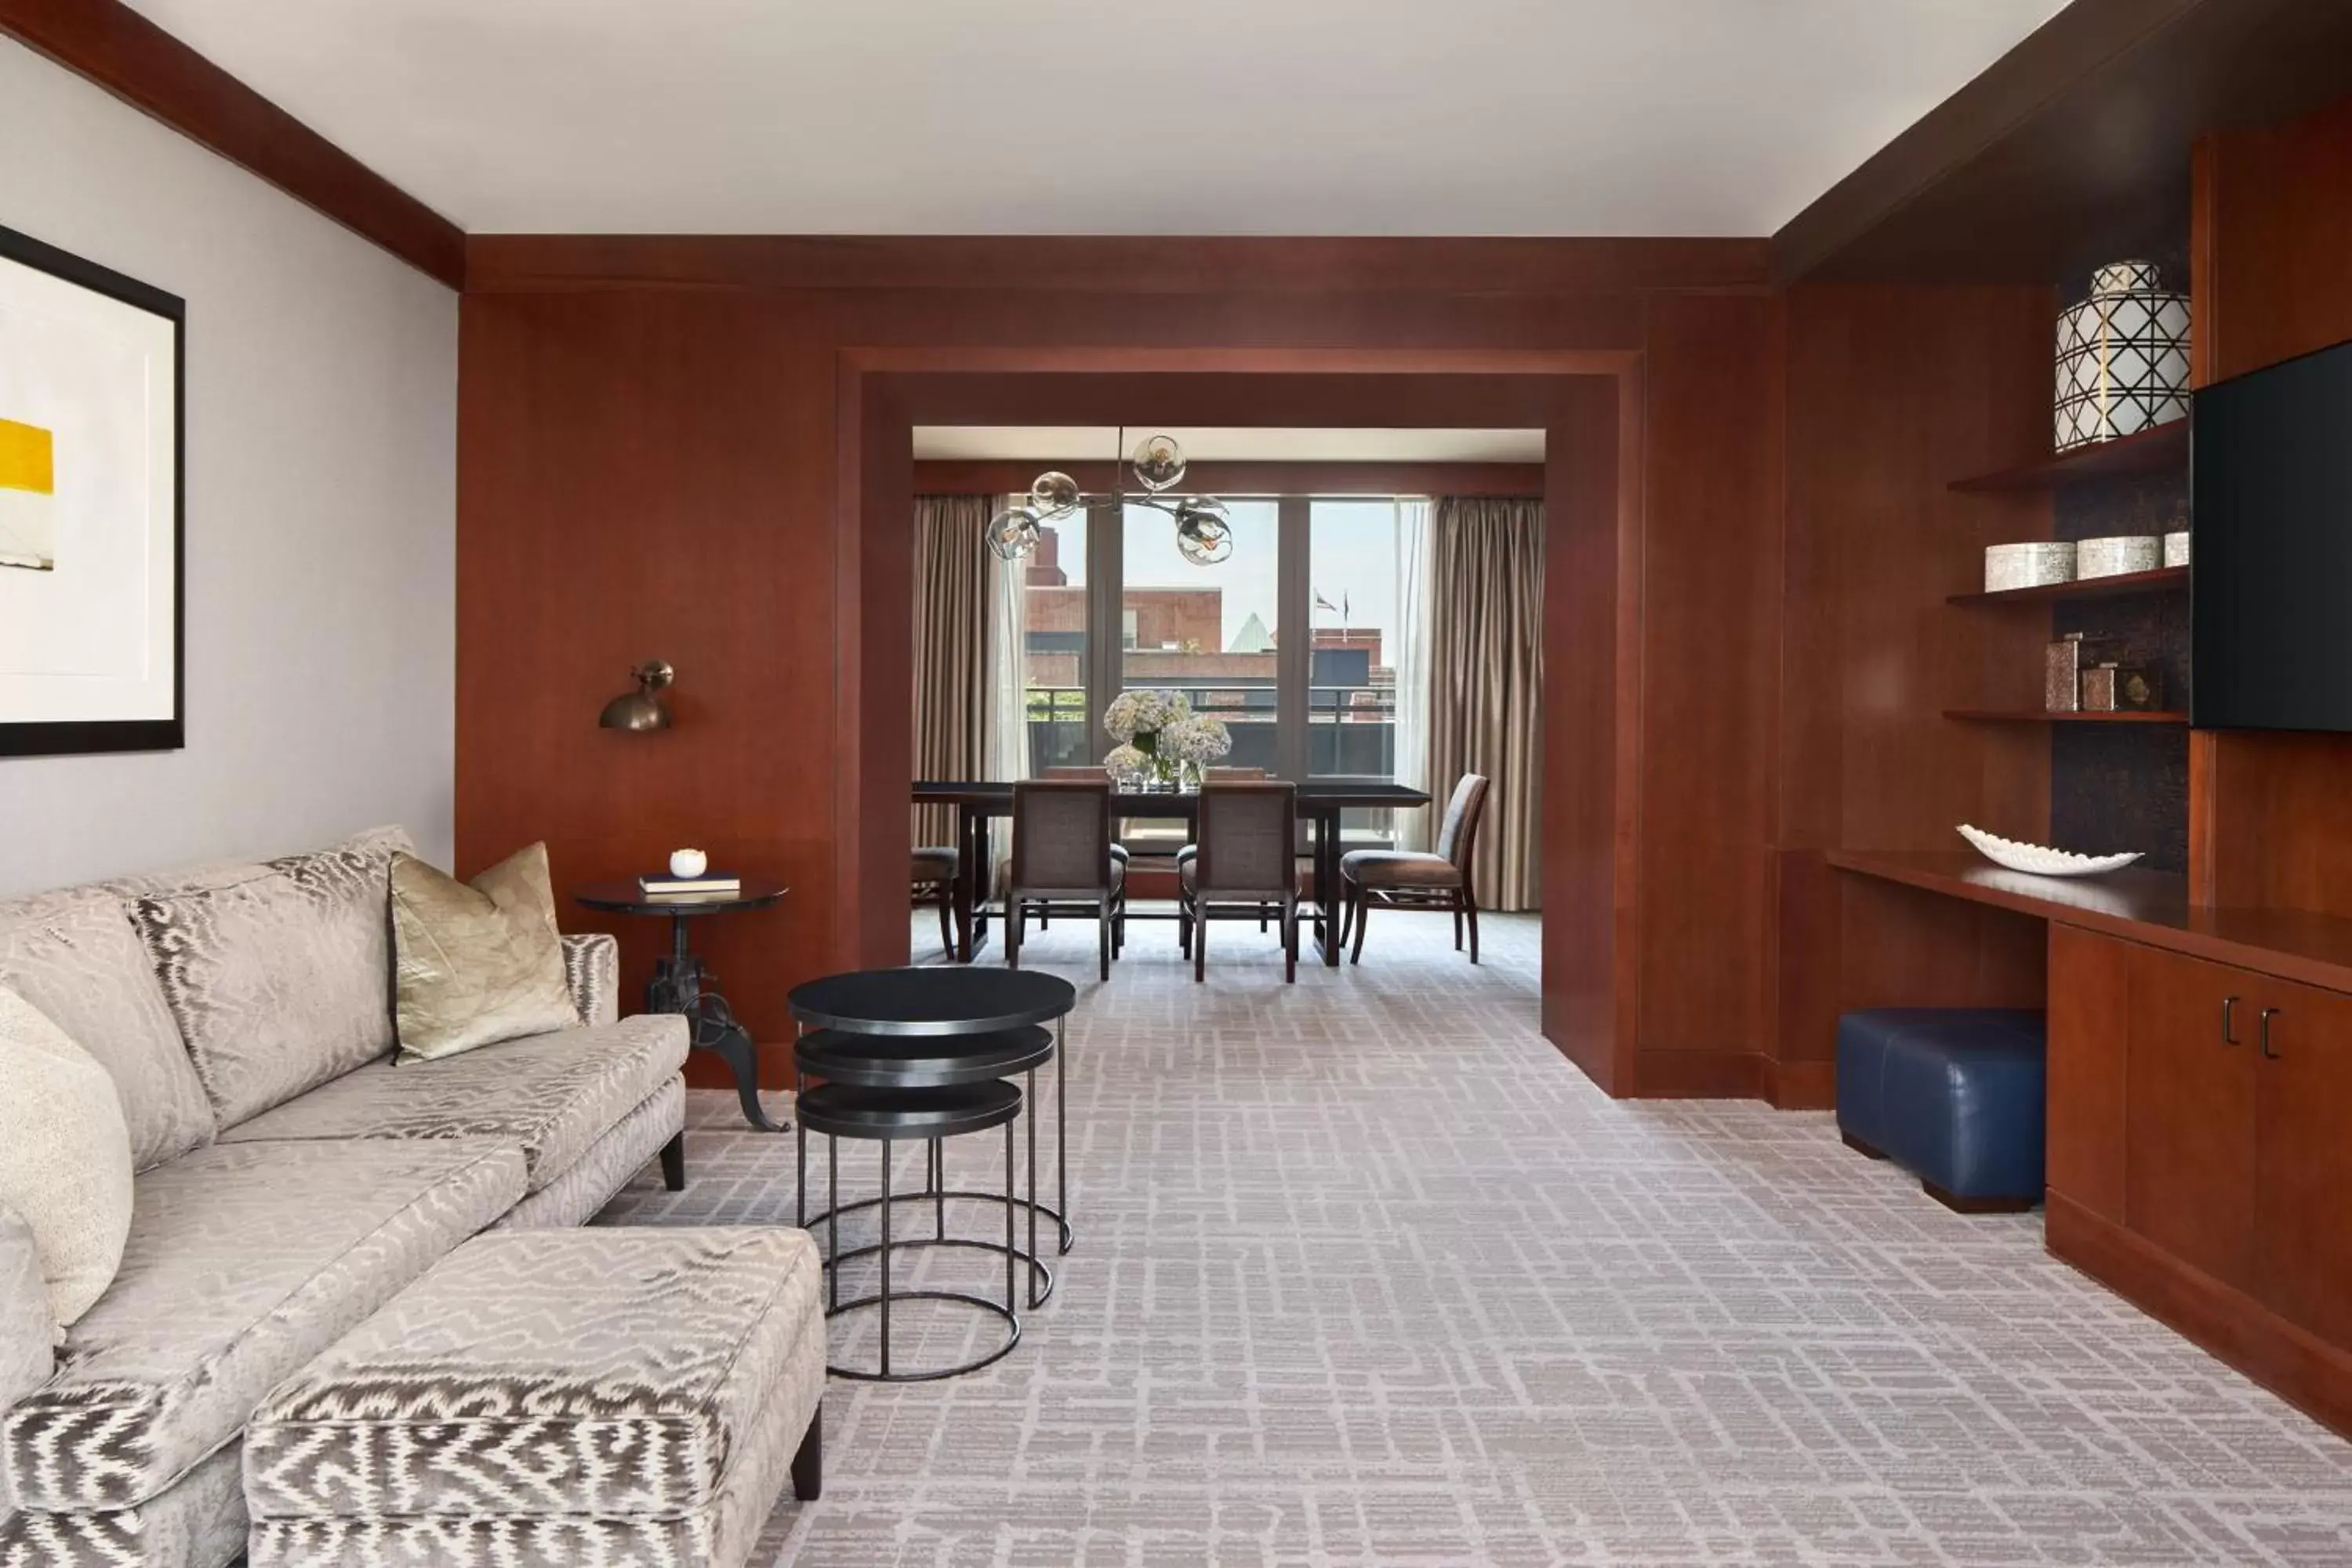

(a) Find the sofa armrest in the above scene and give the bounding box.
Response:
[560,933,620,1027]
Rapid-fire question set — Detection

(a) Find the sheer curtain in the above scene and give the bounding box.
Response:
[1428,496,1543,910]
[982,495,1030,897]
[1390,498,1436,851]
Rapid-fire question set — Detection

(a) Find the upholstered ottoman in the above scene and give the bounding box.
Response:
[243,1228,824,1568]
[1837,1008,2047,1212]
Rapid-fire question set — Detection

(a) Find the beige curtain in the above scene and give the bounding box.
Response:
[912,496,994,850]
[1428,496,1543,911]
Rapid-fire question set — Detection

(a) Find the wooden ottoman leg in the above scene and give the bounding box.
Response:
[660,1130,686,1191]
[792,1402,823,1501]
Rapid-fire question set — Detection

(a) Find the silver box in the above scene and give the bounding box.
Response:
[2164,530,2191,568]
[1986,540,2077,593]
[2077,535,2163,579]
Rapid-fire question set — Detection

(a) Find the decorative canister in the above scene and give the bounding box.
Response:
[2083,663,2163,713]
[2047,633,2124,712]
[1986,540,2077,593]
[2076,535,2164,579]
[2164,530,2191,568]
[2055,261,2192,452]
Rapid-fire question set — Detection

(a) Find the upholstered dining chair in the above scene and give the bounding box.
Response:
[1007,779,1126,981]
[1175,767,1272,935]
[1180,781,1301,983]
[910,844,960,958]
[1340,774,1491,964]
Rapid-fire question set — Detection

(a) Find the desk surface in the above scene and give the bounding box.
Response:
[1828,848,2352,994]
[913,781,1430,812]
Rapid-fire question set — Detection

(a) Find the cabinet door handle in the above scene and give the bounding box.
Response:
[2222,995,2241,1045]
[2260,1006,2282,1061]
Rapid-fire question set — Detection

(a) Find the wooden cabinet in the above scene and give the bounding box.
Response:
[2045,924,2129,1221]
[2254,978,2352,1348]
[2124,944,2258,1291]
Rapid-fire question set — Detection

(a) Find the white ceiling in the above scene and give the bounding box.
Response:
[913,427,1543,463]
[124,0,2067,236]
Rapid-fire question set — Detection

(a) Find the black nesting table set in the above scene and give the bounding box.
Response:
[786,967,1077,1382]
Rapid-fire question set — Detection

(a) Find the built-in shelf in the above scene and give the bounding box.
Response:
[1947,566,2188,606]
[1947,421,2187,494]
[1944,708,2188,725]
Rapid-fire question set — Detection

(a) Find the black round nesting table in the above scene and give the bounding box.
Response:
[788,967,1080,1374]
[797,1080,1025,1381]
[575,878,789,1131]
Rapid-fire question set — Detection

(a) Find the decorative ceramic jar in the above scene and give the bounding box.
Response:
[2055,261,2191,452]
[1986,540,2076,593]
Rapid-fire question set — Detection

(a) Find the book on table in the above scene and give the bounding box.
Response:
[637,871,742,896]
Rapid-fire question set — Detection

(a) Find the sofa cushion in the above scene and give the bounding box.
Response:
[0,1210,53,1523]
[0,989,135,1333]
[2,1139,524,1514]
[243,1227,822,1520]
[219,1014,689,1193]
[128,828,411,1128]
[1338,849,1464,889]
[0,889,213,1172]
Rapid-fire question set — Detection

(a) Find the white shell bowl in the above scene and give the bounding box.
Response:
[1958,825,2141,877]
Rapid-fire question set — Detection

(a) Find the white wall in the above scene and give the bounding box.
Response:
[0,38,458,895]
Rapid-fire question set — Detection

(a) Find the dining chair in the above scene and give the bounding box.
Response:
[1180,781,1301,983]
[1340,774,1491,964]
[910,844,960,958]
[1007,779,1126,981]
[1176,767,1273,935]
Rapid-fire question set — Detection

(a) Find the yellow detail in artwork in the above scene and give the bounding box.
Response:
[0,419,55,495]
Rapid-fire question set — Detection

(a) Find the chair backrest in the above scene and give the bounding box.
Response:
[1194,781,1297,896]
[1435,774,1491,875]
[1203,766,1266,781]
[1040,766,1105,782]
[1010,780,1113,894]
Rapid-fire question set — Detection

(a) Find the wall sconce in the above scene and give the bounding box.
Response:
[598,660,675,731]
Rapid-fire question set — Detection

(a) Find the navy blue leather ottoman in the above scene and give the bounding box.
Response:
[1836,1009,2046,1212]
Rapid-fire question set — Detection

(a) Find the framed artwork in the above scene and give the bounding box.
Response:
[0,222,183,757]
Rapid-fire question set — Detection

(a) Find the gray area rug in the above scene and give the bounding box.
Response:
[597,912,2352,1566]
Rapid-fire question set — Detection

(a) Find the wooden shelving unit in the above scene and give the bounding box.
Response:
[1944,708,2187,725]
[1947,566,2187,606]
[1947,421,2187,493]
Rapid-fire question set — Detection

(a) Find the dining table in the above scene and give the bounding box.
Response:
[912,780,1433,968]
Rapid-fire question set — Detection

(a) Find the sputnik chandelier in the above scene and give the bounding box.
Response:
[987,426,1233,566]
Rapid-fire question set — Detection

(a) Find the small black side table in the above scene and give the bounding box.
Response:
[575,878,789,1132]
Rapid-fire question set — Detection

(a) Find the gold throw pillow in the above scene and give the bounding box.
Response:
[390,844,576,1063]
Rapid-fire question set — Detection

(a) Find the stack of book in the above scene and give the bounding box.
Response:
[637,869,741,898]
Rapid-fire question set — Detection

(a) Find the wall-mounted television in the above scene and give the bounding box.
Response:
[2193,336,2352,733]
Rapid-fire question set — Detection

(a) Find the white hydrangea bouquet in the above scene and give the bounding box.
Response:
[1102,688,1229,789]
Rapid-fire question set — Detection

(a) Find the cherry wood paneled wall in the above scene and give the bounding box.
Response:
[1767,285,2060,1100]
[2187,93,2352,913]
[456,241,1782,1093]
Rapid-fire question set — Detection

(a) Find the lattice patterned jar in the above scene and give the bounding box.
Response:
[2055,261,2191,452]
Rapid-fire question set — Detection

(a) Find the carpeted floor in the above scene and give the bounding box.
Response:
[597,911,2352,1566]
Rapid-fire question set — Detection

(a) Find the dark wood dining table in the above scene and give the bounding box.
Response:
[912,780,1432,968]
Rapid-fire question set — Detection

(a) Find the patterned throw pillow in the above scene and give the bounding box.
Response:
[0,887,215,1171]
[0,986,135,1335]
[131,829,408,1127]
[390,843,577,1063]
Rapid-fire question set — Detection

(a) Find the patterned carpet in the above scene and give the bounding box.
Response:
[597,912,2352,1566]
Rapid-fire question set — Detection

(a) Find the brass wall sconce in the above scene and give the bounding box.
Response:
[599,660,675,731]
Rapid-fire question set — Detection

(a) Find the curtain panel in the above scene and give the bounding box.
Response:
[1428,496,1544,911]
[910,495,994,851]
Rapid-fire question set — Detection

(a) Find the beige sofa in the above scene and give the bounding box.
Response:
[0,828,687,1567]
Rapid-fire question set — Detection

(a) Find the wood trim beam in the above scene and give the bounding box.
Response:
[1,0,464,287]
[464,234,1772,296]
[911,460,1545,498]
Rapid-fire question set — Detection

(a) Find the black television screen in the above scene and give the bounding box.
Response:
[2193,337,2352,732]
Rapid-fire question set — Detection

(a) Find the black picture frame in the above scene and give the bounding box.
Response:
[0,221,185,757]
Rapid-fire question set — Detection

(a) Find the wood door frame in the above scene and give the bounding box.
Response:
[833,344,1645,1093]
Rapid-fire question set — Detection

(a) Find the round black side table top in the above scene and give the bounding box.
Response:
[788,967,1076,1036]
[795,1026,1054,1089]
[797,1080,1025,1142]
[573,877,789,918]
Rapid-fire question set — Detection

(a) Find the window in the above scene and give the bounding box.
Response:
[1120,499,1281,773]
[1306,500,1402,782]
[1021,513,1087,772]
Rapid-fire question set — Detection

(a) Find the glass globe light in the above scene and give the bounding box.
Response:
[987,505,1042,561]
[1173,499,1232,565]
[1131,434,1187,493]
[1029,470,1081,514]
